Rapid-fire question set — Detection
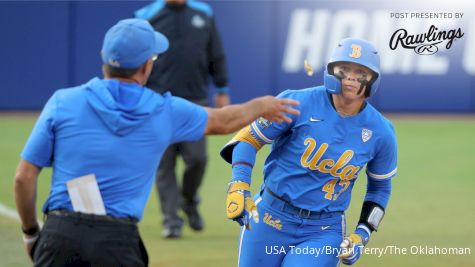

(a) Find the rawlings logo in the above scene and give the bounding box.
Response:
[389,25,464,55]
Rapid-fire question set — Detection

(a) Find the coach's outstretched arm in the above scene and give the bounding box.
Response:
[204,96,299,135]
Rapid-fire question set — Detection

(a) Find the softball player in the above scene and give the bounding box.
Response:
[221,38,397,266]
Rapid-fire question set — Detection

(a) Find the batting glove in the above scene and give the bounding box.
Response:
[339,225,370,265]
[226,180,259,230]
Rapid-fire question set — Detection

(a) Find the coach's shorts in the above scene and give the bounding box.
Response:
[237,191,345,267]
[32,210,148,267]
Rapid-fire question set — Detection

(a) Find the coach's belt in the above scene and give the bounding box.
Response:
[47,209,138,224]
[262,187,342,219]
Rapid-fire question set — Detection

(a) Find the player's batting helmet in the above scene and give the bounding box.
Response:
[324,38,381,97]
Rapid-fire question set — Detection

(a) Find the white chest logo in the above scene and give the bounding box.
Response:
[192,15,205,28]
[362,128,372,143]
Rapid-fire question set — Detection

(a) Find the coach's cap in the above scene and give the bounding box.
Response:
[101,18,169,69]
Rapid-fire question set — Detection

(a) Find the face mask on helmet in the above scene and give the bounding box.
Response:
[331,62,375,97]
[324,38,381,98]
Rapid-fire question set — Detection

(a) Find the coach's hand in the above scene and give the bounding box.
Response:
[226,181,258,230]
[23,233,40,261]
[339,226,370,265]
[258,96,300,124]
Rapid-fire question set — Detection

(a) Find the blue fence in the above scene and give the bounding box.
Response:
[1,1,474,112]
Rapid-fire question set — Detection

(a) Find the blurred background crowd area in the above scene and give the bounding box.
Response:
[1,0,474,112]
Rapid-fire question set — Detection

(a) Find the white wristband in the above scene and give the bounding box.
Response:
[22,234,39,245]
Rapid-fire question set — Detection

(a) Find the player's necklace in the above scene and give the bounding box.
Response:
[329,93,366,117]
[335,102,366,117]
[337,109,356,117]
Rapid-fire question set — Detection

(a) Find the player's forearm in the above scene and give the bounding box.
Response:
[348,178,392,245]
[14,160,40,229]
[364,178,392,209]
[353,178,392,240]
[231,142,257,184]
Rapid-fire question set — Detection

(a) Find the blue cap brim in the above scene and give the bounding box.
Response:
[154,32,169,54]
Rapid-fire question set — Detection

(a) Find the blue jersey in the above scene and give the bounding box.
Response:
[247,87,397,212]
[21,77,208,220]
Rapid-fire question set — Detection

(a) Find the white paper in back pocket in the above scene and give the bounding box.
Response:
[66,174,106,215]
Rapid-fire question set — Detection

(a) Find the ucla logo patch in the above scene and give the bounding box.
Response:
[191,15,205,28]
[263,212,282,231]
[257,117,272,128]
[362,128,372,143]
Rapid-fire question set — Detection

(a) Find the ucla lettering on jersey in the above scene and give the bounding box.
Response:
[300,139,360,180]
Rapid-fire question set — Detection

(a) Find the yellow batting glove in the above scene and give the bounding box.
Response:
[226,181,259,230]
[339,233,364,265]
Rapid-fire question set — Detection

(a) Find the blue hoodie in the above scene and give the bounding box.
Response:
[21,77,208,220]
